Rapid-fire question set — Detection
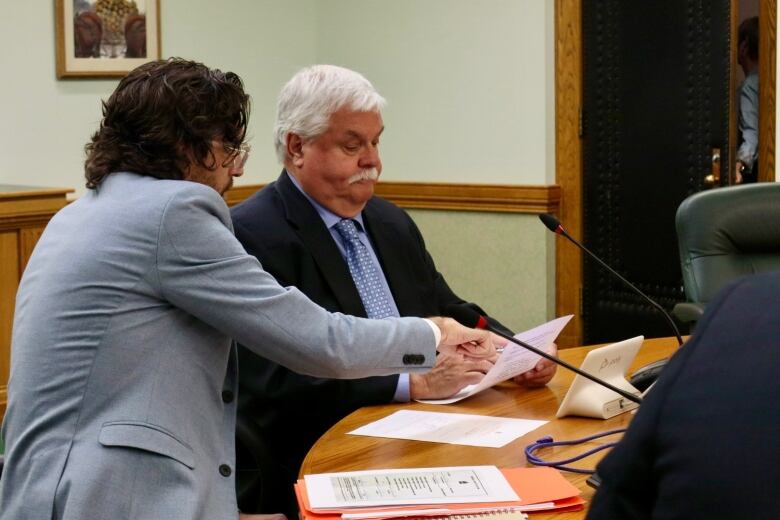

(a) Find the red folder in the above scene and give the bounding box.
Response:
[295,467,585,520]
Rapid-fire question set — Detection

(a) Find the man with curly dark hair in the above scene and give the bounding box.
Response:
[0,58,494,520]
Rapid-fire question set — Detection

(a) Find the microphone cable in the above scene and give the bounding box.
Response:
[524,428,627,474]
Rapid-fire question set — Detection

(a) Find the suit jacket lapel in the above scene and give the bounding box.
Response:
[275,172,368,317]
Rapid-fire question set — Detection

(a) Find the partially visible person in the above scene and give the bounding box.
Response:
[0,58,493,520]
[74,11,102,58]
[124,14,146,58]
[231,64,556,517]
[587,271,780,519]
[735,16,759,184]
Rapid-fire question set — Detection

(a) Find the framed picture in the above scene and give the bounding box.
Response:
[55,0,161,78]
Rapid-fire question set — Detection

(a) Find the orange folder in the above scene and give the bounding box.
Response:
[296,467,586,520]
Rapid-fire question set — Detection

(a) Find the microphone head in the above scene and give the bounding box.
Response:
[539,213,562,233]
[444,304,488,329]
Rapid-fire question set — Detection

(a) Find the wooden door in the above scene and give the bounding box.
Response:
[579,0,733,343]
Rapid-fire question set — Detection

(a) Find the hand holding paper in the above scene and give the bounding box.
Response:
[512,345,558,387]
[410,353,494,400]
[429,317,496,358]
[417,315,572,404]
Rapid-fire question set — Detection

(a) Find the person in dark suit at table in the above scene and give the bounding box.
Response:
[231,64,557,517]
[587,271,780,519]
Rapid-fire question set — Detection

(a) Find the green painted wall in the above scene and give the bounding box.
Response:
[316,0,556,185]
[408,209,554,332]
[0,1,557,319]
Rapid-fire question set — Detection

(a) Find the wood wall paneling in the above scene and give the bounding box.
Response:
[555,0,584,347]
[226,181,561,214]
[759,0,777,181]
[0,232,20,411]
[0,186,72,415]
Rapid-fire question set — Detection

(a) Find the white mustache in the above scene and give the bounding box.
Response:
[348,169,379,184]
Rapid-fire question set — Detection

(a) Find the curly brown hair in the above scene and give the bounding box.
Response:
[84,58,250,189]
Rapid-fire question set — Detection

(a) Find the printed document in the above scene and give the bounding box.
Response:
[417,315,573,405]
[348,410,546,448]
[304,466,519,509]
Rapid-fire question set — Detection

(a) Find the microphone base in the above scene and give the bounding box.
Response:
[557,387,641,420]
[556,337,643,419]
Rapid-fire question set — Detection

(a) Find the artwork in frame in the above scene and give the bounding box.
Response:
[55,0,161,78]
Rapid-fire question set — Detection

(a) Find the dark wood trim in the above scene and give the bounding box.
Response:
[0,187,72,417]
[554,0,583,348]
[759,0,777,182]
[375,182,560,213]
[223,185,261,207]
[0,188,73,216]
[225,182,561,214]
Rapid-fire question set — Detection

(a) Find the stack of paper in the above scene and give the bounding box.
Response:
[295,466,585,520]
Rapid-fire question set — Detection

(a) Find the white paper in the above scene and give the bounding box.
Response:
[416,315,573,405]
[347,409,546,448]
[304,465,519,509]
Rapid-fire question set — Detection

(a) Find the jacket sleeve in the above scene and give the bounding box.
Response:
[153,185,437,378]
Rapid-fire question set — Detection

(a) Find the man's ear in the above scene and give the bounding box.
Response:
[287,133,305,168]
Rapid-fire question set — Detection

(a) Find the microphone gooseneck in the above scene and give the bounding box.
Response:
[445,304,642,405]
[538,214,684,347]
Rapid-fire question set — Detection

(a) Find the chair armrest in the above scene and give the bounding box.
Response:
[672,302,705,324]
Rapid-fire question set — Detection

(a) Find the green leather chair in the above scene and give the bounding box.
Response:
[673,183,780,326]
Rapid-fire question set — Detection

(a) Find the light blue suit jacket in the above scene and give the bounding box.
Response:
[0,172,435,520]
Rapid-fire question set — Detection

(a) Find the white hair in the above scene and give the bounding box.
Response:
[274,64,386,163]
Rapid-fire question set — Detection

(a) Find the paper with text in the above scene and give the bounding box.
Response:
[348,410,546,448]
[416,315,572,405]
[304,466,519,509]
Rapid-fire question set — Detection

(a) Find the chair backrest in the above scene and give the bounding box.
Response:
[676,183,780,304]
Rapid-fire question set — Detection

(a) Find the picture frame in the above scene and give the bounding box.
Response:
[55,0,161,78]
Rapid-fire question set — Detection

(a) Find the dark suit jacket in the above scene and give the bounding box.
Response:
[231,171,509,515]
[587,272,780,519]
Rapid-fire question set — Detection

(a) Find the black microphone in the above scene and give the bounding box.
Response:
[539,213,683,390]
[445,304,642,405]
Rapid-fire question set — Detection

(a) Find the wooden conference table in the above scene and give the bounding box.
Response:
[300,337,680,520]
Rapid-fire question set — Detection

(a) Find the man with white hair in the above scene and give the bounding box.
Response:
[230,65,556,516]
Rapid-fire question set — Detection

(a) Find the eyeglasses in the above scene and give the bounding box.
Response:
[222,143,251,170]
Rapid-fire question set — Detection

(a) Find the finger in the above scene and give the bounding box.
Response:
[526,369,553,382]
[527,363,555,379]
[534,358,554,371]
[461,358,494,374]
[456,340,495,359]
[522,366,556,386]
[432,317,492,347]
[460,371,487,386]
[490,332,509,348]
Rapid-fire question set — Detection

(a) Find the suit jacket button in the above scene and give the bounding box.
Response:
[222,390,234,403]
[219,464,232,477]
[403,354,423,365]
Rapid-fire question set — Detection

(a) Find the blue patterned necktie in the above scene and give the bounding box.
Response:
[334,219,395,319]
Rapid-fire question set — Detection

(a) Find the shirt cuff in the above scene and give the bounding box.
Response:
[422,318,441,348]
[393,373,411,402]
